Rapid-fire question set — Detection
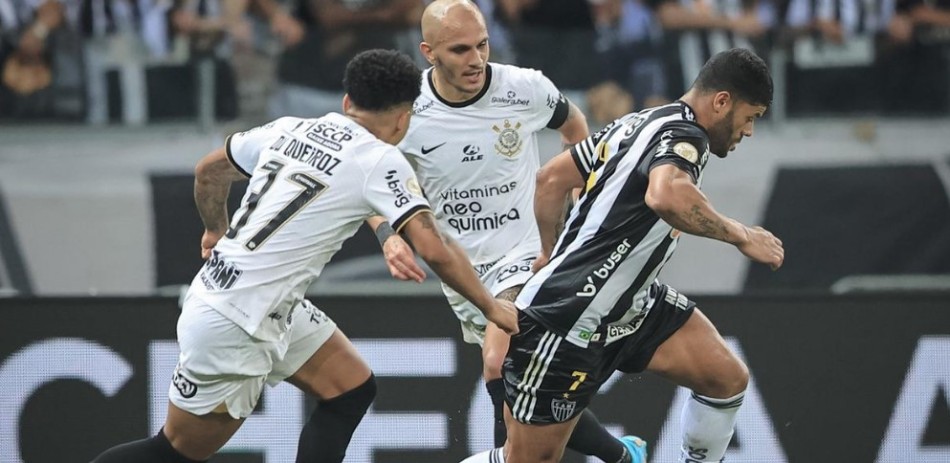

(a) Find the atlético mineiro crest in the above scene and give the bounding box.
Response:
[492,119,523,158]
[551,397,577,422]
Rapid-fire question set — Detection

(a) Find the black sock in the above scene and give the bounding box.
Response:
[91,428,207,463]
[485,378,508,447]
[296,374,377,463]
[566,409,627,463]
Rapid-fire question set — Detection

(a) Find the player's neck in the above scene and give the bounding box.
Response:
[344,110,402,145]
[680,91,714,131]
[431,68,483,103]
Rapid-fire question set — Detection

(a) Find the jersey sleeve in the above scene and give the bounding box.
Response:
[364,148,432,232]
[647,121,710,183]
[569,120,619,177]
[225,118,293,177]
[525,69,570,130]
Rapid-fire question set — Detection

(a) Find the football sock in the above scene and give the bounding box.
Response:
[91,428,207,463]
[566,408,628,462]
[680,390,745,463]
[296,373,377,463]
[485,378,508,446]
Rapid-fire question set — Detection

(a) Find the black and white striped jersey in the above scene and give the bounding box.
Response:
[515,101,711,348]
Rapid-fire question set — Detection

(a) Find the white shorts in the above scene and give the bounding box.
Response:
[442,244,537,345]
[169,297,337,419]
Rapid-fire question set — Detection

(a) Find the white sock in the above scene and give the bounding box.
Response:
[680,390,744,463]
[460,447,505,463]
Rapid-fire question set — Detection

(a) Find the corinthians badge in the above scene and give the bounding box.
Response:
[492,119,523,157]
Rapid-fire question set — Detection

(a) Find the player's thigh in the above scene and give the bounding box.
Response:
[279,304,371,399]
[167,301,268,459]
[504,404,577,463]
[163,401,245,460]
[645,308,748,397]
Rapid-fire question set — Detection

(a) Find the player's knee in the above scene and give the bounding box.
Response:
[321,373,377,417]
[482,346,505,380]
[710,358,749,398]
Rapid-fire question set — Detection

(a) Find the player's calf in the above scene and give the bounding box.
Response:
[91,428,207,463]
[296,374,377,463]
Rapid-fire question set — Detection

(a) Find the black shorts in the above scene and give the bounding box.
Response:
[503,283,695,424]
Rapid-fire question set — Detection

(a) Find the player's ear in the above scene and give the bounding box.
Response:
[394,108,412,140]
[342,94,352,113]
[712,91,732,114]
[420,42,435,65]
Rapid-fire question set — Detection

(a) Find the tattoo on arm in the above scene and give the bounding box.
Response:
[418,212,437,231]
[684,205,729,240]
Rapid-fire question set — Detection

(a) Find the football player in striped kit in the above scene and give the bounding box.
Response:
[492,48,782,463]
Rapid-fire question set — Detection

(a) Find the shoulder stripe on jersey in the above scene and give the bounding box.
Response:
[224,134,252,178]
[391,205,432,233]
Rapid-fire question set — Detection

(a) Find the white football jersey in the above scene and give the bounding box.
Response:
[398,63,567,266]
[188,113,430,342]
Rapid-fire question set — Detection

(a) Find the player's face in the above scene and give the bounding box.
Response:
[430,19,489,98]
[709,101,766,157]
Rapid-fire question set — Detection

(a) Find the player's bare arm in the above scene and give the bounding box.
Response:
[557,101,590,146]
[645,163,784,269]
[366,215,426,283]
[194,146,248,259]
[402,211,519,334]
[533,149,587,270]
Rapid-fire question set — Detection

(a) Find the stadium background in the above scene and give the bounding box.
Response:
[1,0,950,461]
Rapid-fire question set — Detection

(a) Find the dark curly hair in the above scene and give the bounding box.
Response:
[343,49,422,111]
[691,48,773,108]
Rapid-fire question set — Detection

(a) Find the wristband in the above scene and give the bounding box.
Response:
[375,221,396,246]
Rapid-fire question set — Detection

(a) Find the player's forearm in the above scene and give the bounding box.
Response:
[430,239,497,313]
[535,183,572,256]
[650,183,748,245]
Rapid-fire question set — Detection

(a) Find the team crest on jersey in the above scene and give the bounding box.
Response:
[492,119,523,157]
[551,397,577,422]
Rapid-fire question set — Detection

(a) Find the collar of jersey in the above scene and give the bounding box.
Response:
[427,64,493,108]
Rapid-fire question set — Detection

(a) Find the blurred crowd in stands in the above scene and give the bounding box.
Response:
[0,0,948,125]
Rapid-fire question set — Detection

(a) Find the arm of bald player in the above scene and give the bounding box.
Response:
[535,149,586,265]
[194,146,247,259]
[557,101,590,145]
[402,211,518,334]
[366,215,426,283]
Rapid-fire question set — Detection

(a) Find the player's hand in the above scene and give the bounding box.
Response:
[201,229,224,259]
[736,225,784,270]
[487,299,519,335]
[382,234,426,283]
[531,253,550,273]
